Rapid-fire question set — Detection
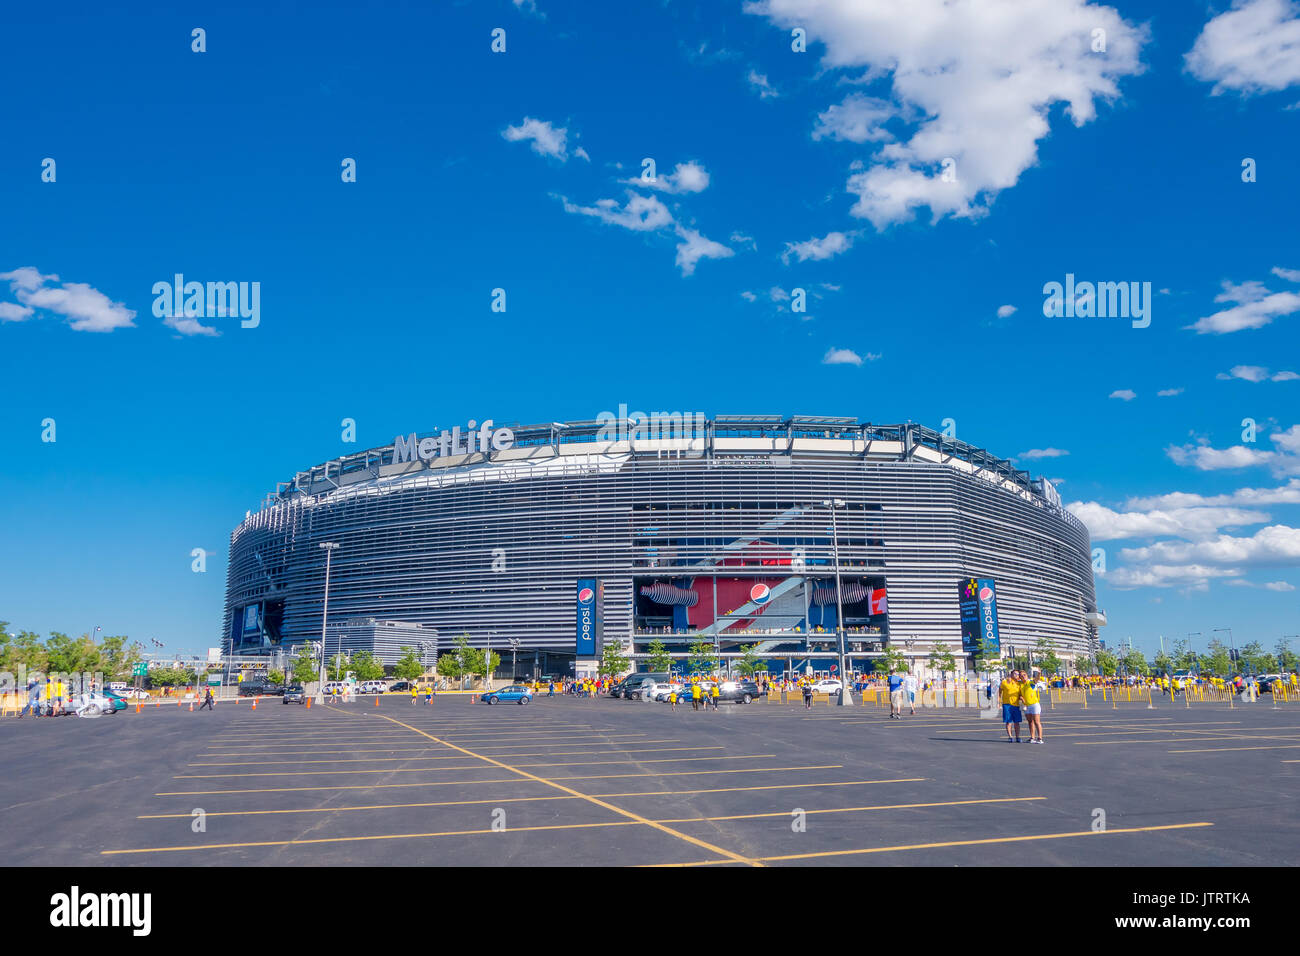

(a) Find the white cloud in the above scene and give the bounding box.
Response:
[1266,580,1297,590]
[749,0,1146,229]
[627,161,711,194]
[0,301,34,322]
[1069,501,1270,541]
[1218,364,1270,382]
[1167,443,1276,470]
[559,192,672,231]
[1110,389,1137,401]
[502,117,582,161]
[822,347,871,366]
[1273,370,1300,381]
[1017,447,1069,460]
[747,70,779,99]
[1157,387,1184,397]
[812,94,896,143]
[1188,273,1300,334]
[781,231,855,264]
[1185,0,1300,95]
[1125,478,1300,510]
[1120,525,1300,567]
[673,226,734,276]
[1105,564,1243,589]
[1274,266,1300,282]
[769,286,791,302]
[0,267,135,333]
[163,314,220,337]
[740,290,758,302]
[996,304,1017,319]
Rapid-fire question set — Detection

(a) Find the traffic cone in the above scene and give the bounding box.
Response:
[189,700,194,712]
[252,697,257,710]
[374,696,379,707]
[135,703,141,714]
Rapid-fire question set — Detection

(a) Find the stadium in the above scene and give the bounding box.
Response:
[223,413,1103,677]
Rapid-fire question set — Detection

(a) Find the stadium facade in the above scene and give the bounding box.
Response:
[223,414,1102,676]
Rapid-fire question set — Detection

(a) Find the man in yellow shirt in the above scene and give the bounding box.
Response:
[999,671,1022,742]
[690,680,701,711]
[1019,671,1043,744]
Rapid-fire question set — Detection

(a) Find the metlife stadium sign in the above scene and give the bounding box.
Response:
[392,419,515,464]
[958,577,1001,654]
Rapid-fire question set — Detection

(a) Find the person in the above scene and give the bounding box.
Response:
[1019,671,1043,743]
[669,688,678,711]
[905,672,918,715]
[887,669,905,719]
[425,684,433,705]
[802,678,813,710]
[690,680,701,711]
[199,686,215,711]
[710,681,720,710]
[999,670,1022,742]
[410,685,418,705]
[17,678,39,718]
[547,680,555,697]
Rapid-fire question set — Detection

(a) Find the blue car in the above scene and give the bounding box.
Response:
[481,684,532,705]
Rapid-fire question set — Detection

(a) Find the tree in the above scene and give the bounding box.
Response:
[1121,649,1149,676]
[291,645,318,684]
[1075,652,1094,675]
[1277,638,1299,673]
[687,638,718,675]
[879,646,909,674]
[350,650,385,682]
[1203,639,1232,678]
[1095,650,1118,677]
[1240,641,1274,675]
[97,635,144,682]
[1035,637,1063,677]
[327,654,351,681]
[735,644,766,678]
[644,638,673,674]
[393,646,423,682]
[148,667,196,687]
[972,635,1002,675]
[1171,639,1195,672]
[267,669,285,685]
[1153,650,1174,675]
[928,644,957,680]
[599,640,631,678]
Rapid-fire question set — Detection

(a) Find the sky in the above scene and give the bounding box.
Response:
[1,0,1298,659]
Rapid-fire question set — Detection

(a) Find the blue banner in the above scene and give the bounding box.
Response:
[576,579,597,655]
[958,578,1001,654]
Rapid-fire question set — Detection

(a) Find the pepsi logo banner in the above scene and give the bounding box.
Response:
[958,577,1000,654]
[576,578,597,655]
[749,583,771,605]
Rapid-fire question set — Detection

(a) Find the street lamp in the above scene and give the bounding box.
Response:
[821,498,853,707]
[509,637,520,680]
[317,542,340,702]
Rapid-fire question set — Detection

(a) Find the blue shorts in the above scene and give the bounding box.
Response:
[1001,704,1022,723]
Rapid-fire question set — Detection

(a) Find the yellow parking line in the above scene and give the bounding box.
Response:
[649,822,1216,866]
[176,754,779,778]
[1075,733,1300,746]
[158,765,845,795]
[138,778,925,819]
[189,746,725,767]
[350,709,762,867]
[1170,744,1300,753]
[110,796,1041,855]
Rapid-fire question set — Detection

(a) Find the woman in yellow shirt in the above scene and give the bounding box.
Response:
[1019,672,1043,744]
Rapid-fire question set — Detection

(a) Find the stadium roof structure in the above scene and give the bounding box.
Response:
[260,414,1064,522]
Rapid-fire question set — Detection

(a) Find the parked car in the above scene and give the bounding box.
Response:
[238,682,284,697]
[117,688,150,700]
[481,684,532,705]
[622,672,671,700]
[810,678,843,696]
[717,680,763,704]
[607,681,627,699]
[388,681,416,693]
[651,682,685,702]
[282,684,306,704]
[360,680,388,695]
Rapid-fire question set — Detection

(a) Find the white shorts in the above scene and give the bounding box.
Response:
[1023,703,1042,715]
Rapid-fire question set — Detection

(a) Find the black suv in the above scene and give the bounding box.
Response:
[282,684,306,704]
[716,680,763,704]
[238,681,285,697]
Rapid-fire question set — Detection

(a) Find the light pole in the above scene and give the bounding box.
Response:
[509,637,520,681]
[317,542,340,702]
[822,498,853,707]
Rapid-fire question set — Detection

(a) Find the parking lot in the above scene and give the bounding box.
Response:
[4,693,1299,866]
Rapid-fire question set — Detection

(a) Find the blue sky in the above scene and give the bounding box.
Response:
[2,0,1298,658]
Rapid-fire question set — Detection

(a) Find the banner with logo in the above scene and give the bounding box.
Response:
[576,579,597,656]
[958,578,1001,654]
